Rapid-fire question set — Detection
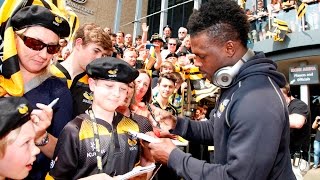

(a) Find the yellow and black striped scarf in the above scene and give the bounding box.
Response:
[0,0,79,97]
[179,66,219,102]
[268,18,289,42]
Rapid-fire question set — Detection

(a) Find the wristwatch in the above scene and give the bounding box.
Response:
[35,131,49,146]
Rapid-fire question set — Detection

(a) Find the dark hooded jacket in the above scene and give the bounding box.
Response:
[168,51,296,180]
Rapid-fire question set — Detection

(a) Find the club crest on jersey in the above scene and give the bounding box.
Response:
[128,138,137,146]
[216,99,230,118]
[83,91,93,104]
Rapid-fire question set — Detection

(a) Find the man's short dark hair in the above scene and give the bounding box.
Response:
[111,33,117,38]
[135,35,142,40]
[187,0,249,47]
[163,25,172,31]
[158,73,177,85]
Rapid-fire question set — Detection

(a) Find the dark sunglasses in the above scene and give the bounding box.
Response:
[168,43,176,46]
[17,34,60,54]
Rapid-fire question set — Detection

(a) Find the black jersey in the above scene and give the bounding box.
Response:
[50,113,141,179]
[132,113,153,133]
[50,62,92,117]
[288,98,311,154]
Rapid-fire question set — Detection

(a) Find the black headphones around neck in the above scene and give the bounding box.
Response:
[212,49,255,88]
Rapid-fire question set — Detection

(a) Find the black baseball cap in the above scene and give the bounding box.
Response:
[0,97,33,138]
[86,57,139,84]
[150,33,164,43]
[166,53,179,59]
[11,5,70,38]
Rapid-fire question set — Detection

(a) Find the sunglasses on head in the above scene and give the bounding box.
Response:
[17,34,60,54]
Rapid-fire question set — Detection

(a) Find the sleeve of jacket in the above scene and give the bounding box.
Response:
[49,121,79,179]
[169,82,287,180]
[171,116,215,145]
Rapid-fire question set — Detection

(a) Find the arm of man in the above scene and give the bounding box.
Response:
[151,80,292,179]
[171,116,215,145]
[141,23,149,44]
[289,113,306,129]
[154,106,215,144]
[288,99,309,129]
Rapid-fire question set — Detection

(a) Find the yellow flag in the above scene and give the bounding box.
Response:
[297,2,307,19]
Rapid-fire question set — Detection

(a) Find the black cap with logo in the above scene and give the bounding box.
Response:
[0,97,33,138]
[86,57,139,84]
[11,5,70,37]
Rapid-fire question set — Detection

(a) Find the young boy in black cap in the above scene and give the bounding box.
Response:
[50,57,153,179]
[0,97,42,179]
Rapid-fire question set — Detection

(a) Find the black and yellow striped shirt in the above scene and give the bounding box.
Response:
[50,62,92,117]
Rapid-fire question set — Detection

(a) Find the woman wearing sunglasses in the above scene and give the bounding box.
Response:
[10,5,73,179]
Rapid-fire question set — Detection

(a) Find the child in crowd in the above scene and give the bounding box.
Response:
[0,97,52,179]
[50,58,153,179]
[152,62,175,99]
[170,72,186,115]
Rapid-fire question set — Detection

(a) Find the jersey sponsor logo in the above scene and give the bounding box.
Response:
[87,140,108,158]
[90,141,96,151]
[87,151,97,157]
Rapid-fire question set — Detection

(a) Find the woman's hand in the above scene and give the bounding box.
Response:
[31,103,53,141]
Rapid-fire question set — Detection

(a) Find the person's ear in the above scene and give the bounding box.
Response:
[225,41,236,58]
[74,38,84,50]
[88,78,96,92]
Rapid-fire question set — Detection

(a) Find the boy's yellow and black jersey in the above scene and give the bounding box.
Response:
[49,113,141,179]
[50,62,92,117]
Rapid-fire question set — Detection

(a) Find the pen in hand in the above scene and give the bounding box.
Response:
[33,98,59,125]
[48,98,59,108]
